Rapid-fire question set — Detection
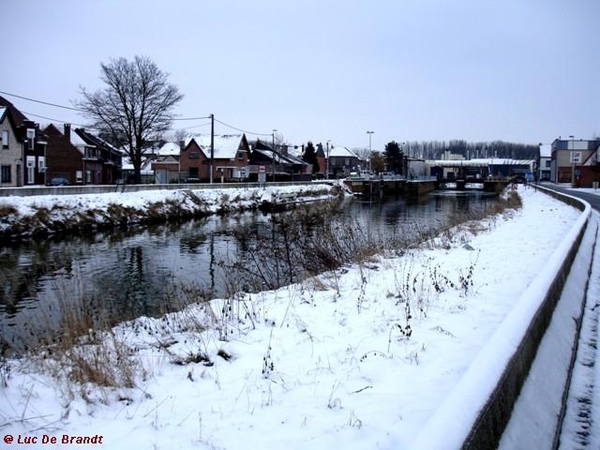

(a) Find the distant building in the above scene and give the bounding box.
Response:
[551,138,600,186]
[0,96,47,186]
[427,158,536,181]
[327,146,360,178]
[180,134,250,182]
[539,144,552,181]
[249,140,309,181]
[43,124,123,185]
[151,142,181,184]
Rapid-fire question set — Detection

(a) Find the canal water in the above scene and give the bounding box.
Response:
[0,191,497,354]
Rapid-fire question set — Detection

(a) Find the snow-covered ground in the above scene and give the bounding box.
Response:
[0,185,590,449]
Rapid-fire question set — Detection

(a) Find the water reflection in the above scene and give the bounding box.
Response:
[0,192,497,353]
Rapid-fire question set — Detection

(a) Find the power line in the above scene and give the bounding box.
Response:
[172,115,212,121]
[0,90,81,111]
[176,122,211,131]
[214,118,272,136]
[21,111,87,127]
[1,90,275,137]
[0,90,208,121]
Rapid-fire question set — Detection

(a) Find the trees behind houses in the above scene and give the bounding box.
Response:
[384,141,405,175]
[369,151,386,173]
[302,141,320,174]
[77,55,183,183]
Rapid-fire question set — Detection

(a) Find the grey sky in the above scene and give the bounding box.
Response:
[3,0,599,152]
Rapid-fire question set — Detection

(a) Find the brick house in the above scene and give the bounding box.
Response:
[180,134,249,182]
[327,145,360,178]
[43,123,122,185]
[0,96,47,186]
[551,138,600,186]
[151,142,181,184]
[249,140,310,181]
[75,128,122,184]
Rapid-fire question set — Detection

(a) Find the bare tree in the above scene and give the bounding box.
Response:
[77,55,183,183]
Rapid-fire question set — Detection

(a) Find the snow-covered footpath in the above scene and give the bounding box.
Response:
[0,185,585,449]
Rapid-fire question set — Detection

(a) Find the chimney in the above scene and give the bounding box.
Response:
[64,123,71,140]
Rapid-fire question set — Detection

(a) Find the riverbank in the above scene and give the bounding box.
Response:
[0,182,349,240]
[0,185,583,449]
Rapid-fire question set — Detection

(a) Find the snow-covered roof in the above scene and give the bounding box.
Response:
[329,146,359,158]
[0,106,6,121]
[253,148,307,165]
[121,157,154,174]
[69,130,89,149]
[184,134,245,159]
[75,128,122,155]
[428,158,536,166]
[540,144,552,158]
[158,142,181,156]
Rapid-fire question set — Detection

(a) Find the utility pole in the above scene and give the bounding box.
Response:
[210,114,214,184]
[569,135,575,186]
[326,140,330,179]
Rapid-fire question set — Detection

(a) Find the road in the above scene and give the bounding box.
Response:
[541,182,600,210]
[543,183,600,449]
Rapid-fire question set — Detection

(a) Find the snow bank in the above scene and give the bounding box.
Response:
[0,182,348,240]
[0,185,585,450]
[411,189,591,449]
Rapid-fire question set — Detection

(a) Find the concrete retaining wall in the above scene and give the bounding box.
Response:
[462,188,590,449]
[411,186,592,449]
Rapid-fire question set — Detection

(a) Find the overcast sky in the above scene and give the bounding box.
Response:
[3,0,599,151]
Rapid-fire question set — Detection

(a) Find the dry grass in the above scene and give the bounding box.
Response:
[2,188,522,395]
[0,204,18,216]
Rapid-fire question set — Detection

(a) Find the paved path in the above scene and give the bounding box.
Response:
[543,184,600,449]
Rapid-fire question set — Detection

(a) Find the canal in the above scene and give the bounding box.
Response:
[0,191,497,354]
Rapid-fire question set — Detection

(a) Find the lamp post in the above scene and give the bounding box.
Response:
[272,129,277,181]
[569,135,575,186]
[366,131,374,172]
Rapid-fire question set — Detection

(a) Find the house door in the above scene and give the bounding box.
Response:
[16,164,22,187]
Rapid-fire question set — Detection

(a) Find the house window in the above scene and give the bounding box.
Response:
[27,128,35,150]
[2,130,8,148]
[1,165,10,182]
[76,170,83,183]
[189,150,199,159]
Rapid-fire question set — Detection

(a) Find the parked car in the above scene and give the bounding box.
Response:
[379,172,397,180]
[347,170,374,180]
[47,177,70,186]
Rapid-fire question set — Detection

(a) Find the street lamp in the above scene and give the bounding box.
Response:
[569,135,575,185]
[272,129,277,181]
[366,131,374,172]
